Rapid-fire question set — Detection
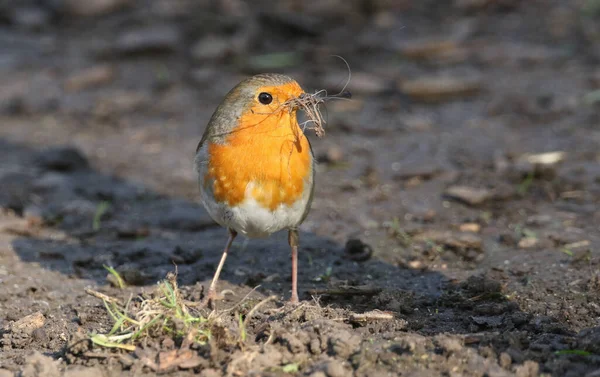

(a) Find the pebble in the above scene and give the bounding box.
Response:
[444,185,494,206]
[514,151,565,178]
[515,361,540,377]
[12,312,45,335]
[499,352,512,369]
[115,25,180,55]
[414,230,483,252]
[0,369,13,377]
[34,147,89,172]
[65,65,115,92]
[399,76,482,103]
[344,238,373,262]
[394,163,441,181]
[325,360,348,377]
[199,369,221,377]
[20,351,61,377]
[459,223,481,233]
[517,237,539,249]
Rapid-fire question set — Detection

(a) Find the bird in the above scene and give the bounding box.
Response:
[194,73,315,306]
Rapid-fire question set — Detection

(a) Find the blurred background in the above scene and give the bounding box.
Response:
[2,1,600,375]
[1,0,599,247]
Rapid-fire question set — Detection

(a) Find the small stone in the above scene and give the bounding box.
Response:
[400,76,482,103]
[13,312,45,335]
[517,237,539,249]
[434,334,463,354]
[118,268,147,286]
[499,352,512,369]
[407,209,436,223]
[34,147,89,172]
[116,226,150,239]
[444,185,494,206]
[309,338,321,355]
[344,239,373,262]
[191,35,230,61]
[31,328,47,342]
[20,351,61,377]
[414,230,483,252]
[115,25,180,55]
[325,360,348,377]
[394,163,441,181]
[65,65,115,92]
[199,369,221,377]
[514,151,566,179]
[0,369,14,377]
[459,223,481,233]
[515,361,539,377]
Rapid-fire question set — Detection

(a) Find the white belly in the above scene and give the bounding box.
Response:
[194,145,313,238]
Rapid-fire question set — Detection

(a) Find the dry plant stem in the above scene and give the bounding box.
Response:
[84,288,121,304]
[204,228,237,306]
[349,310,394,323]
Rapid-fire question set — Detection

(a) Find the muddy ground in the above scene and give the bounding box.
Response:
[1,0,600,376]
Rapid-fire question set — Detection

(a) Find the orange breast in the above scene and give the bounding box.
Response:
[205,109,312,211]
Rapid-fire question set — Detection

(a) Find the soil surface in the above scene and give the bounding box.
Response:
[1,0,600,376]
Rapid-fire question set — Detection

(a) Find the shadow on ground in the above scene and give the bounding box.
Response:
[1,139,600,376]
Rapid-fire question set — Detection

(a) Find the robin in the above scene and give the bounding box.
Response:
[194,73,315,306]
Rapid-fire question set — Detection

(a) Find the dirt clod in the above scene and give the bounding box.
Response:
[20,351,61,377]
[12,312,45,335]
[344,238,373,262]
[444,185,494,206]
[324,360,349,377]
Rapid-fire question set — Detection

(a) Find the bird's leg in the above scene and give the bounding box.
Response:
[288,229,300,304]
[202,228,237,307]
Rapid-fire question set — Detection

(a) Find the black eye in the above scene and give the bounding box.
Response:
[258,92,273,105]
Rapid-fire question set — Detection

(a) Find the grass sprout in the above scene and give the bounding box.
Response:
[104,265,126,289]
[90,272,209,351]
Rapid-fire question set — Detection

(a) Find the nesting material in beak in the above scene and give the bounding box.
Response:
[283,89,352,139]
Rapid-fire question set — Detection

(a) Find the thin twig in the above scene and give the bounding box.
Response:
[243,295,277,328]
[85,288,121,304]
[349,310,394,323]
